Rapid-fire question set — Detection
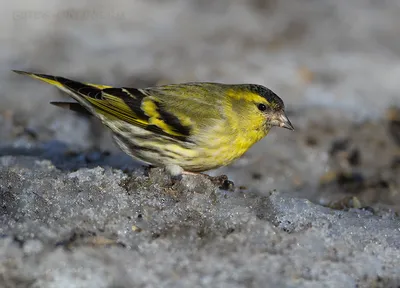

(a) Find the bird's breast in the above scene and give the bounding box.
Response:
[193,125,269,169]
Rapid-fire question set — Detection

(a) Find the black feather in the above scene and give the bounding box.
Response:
[154,102,191,137]
[55,77,102,99]
[248,84,284,110]
[50,101,92,116]
[103,87,149,121]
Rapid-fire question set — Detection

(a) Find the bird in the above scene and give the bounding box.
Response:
[13,70,294,186]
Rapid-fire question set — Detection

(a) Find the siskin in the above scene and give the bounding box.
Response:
[13,70,294,183]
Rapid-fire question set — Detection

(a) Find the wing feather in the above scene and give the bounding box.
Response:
[13,70,201,142]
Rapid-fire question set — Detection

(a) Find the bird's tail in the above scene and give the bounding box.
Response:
[49,101,93,116]
[12,70,112,116]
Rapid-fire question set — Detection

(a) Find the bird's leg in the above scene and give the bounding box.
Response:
[163,164,184,186]
[144,164,183,188]
[182,171,234,190]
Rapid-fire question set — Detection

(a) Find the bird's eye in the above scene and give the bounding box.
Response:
[257,103,267,111]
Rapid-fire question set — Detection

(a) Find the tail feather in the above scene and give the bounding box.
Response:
[13,70,102,98]
[12,70,106,116]
[12,70,112,89]
[13,70,66,89]
[50,101,93,116]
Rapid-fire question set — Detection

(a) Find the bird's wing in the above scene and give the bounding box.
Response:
[13,71,223,142]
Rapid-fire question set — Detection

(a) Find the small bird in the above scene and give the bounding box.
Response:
[13,70,294,184]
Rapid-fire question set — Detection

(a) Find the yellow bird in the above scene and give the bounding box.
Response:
[13,70,294,182]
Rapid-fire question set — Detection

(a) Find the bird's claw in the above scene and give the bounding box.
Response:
[206,174,235,191]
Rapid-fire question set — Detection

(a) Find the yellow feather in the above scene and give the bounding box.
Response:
[226,88,269,104]
[103,94,138,118]
[13,70,64,88]
[84,83,112,89]
[141,98,187,137]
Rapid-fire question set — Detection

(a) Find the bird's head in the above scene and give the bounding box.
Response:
[229,84,294,132]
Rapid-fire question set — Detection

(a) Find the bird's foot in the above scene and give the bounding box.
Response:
[146,165,234,191]
[182,171,234,190]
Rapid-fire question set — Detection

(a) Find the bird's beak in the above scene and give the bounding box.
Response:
[278,112,294,131]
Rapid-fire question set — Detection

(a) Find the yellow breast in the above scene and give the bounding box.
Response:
[184,124,269,172]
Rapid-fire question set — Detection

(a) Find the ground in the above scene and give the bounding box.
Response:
[0,0,400,287]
